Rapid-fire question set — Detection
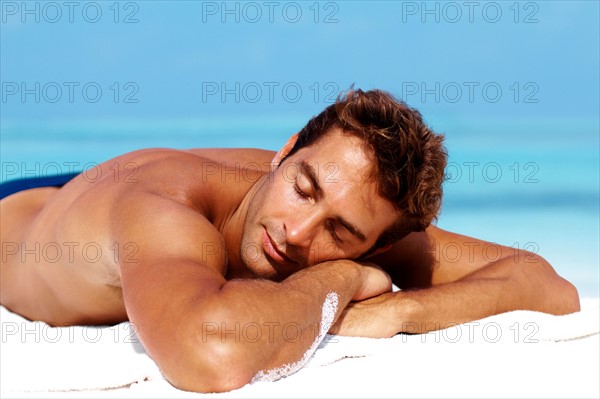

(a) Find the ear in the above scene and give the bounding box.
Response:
[271,133,299,171]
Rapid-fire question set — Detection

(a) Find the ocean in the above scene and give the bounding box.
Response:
[1,116,598,297]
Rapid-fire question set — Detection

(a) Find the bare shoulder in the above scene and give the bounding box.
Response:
[369,225,522,289]
[58,147,257,240]
[185,147,276,164]
[23,147,264,249]
[112,185,229,272]
[62,147,268,207]
[366,227,437,289]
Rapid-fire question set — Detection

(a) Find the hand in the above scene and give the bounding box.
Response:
[353,262,392,301]
[329,292,400,338]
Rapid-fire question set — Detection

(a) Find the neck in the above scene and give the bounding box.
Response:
[218,174,269,279]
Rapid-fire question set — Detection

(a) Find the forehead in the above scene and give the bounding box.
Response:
[299,127,373,174]
[304,127,373,166]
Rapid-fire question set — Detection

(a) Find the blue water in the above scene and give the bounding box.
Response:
[2,116,598,297]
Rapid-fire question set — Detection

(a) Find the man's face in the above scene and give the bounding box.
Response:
[239,128,399,280]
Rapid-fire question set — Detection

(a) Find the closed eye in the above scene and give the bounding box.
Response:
[327,220,343,244]
[293,182,310,199]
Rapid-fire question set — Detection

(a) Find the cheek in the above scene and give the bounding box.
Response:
[248,180,291,227]
[265,179,298,212]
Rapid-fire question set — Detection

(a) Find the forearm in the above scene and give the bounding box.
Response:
[390,254,580,333]
[215,260,361,357]
[177,260,365,391]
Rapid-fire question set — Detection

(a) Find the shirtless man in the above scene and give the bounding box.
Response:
[1,89,580,392]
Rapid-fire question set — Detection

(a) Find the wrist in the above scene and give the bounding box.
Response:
[387,291,424,333]
[285,259,364,304]
[317,259,364,289]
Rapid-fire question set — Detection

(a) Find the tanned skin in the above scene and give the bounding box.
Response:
[1,129,580,392]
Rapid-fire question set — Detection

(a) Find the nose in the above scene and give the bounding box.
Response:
[284,210,321,249]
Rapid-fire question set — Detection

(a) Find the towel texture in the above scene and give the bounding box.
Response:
[1,299,599,398]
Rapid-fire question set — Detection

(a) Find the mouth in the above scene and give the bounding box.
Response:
[262,227,295,266]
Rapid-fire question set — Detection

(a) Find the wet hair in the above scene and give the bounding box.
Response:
[284,88,447,252]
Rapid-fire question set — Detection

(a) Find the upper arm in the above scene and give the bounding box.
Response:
[110,190,229,383]
[369,225,523,288]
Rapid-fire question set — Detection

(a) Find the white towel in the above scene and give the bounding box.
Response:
[0,306,162,393]
[1,299,599,398]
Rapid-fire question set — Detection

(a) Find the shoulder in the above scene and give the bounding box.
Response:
[184,148,276,172]
[368,225,523,288]
[79,147,271,210]
[52,148,260,267]
[111,187,228,272]
[97,147,276,175]
[116,147,275,189]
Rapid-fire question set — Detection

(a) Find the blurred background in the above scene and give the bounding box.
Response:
[1,1,598,296]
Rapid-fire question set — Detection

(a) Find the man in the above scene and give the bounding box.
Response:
[1,89,580,392]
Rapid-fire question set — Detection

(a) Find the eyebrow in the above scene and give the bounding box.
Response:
[298,160,367,243]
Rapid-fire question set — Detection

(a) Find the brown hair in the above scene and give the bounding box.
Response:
[284,88,447,252]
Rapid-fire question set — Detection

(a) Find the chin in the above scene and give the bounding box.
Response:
[258,258,291,281]
[238,231,276,280]
[238,248,276,280]
[240,253,289,281]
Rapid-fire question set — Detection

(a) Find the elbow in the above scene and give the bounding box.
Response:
[528,254,581,315]
[153,315,258,393]
[163,339,255,393]
[553,275,580,314]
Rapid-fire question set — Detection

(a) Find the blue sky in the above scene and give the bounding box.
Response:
[2,1,599,124]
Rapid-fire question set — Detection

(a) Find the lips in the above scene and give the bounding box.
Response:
[262,227,294,265]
